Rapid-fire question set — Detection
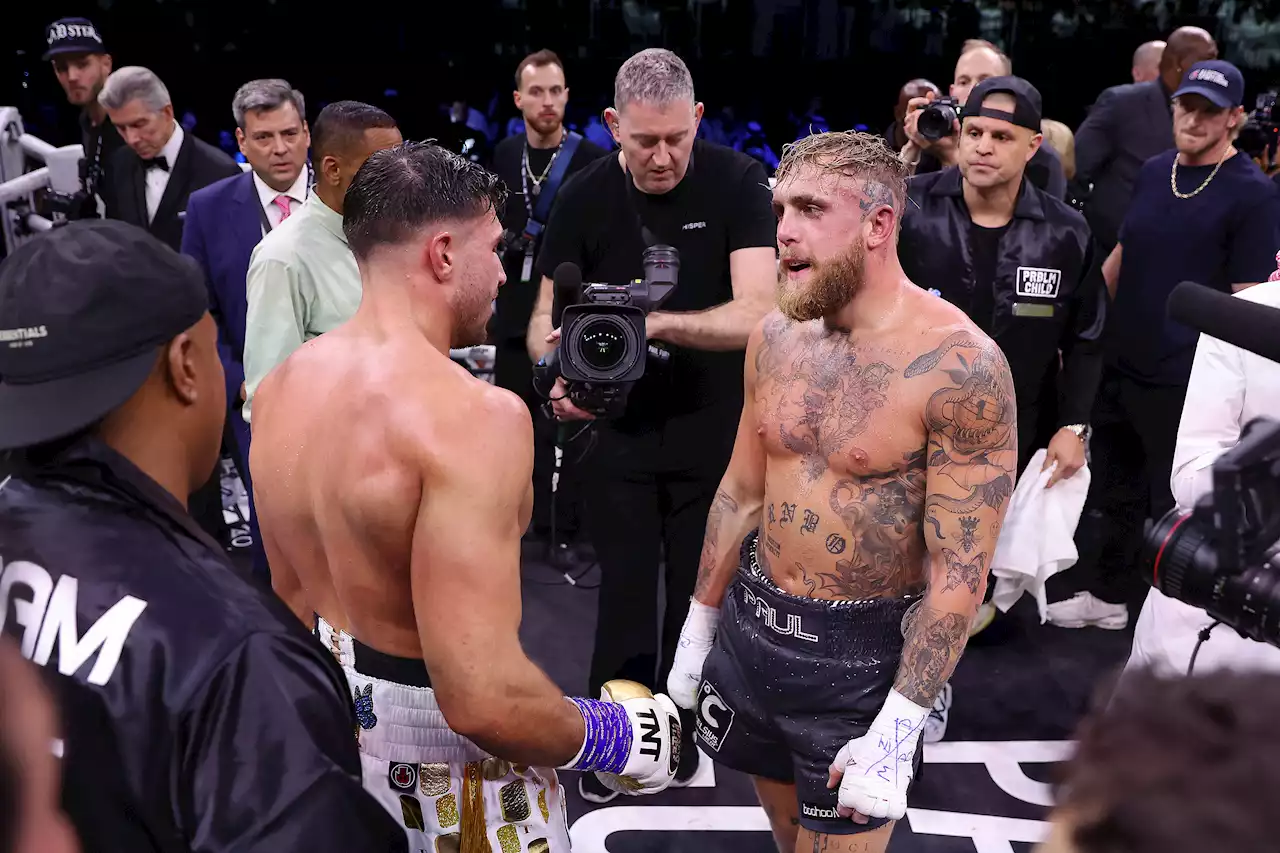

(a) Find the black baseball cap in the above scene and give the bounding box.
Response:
[0,221,208,451]
[1173,60,1246,109]
[42,17,107,61]
[963,76,1044,132]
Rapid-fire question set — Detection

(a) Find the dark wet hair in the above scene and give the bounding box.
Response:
[342,141,508,261]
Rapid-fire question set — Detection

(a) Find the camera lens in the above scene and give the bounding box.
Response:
[918,103,958,143]
[582,325,626,371]
[1143,508,1217,604]
[568,314,639,379]
[1142,507,1280,646]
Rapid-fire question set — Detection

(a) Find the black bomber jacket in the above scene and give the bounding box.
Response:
[899,166,1107,428]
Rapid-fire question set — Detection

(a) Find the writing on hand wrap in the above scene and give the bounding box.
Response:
[866,717,922,786]
[568,697,633,775]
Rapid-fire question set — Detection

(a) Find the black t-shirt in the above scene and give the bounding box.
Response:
[967,220,1010,335]
[536,139,776,428]
[1111,150,1280,384]
[490,132,609,339]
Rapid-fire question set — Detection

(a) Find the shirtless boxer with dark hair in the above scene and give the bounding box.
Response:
[249,142,680,852]
[666,131,1018,853]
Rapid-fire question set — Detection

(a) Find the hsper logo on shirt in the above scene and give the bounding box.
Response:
[682,221,707,230]
[1015,267,1062,299]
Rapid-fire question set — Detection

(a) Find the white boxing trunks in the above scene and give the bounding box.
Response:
[316,616,571,853]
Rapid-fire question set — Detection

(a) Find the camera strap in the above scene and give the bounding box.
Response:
[521,131,581,282]
[621,146,697,249]
[621,171,661,248]
[524,131,582,240]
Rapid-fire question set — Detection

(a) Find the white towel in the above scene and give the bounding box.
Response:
[990,449,1091,622]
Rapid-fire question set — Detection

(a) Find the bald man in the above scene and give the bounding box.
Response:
[1074,27,1217,250]
[886,78,940,151]
[1132,40,1165,84]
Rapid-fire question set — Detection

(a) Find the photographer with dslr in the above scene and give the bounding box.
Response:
[526,48,776,800]
[901,40,1067,200]
[1125,271,1280,679]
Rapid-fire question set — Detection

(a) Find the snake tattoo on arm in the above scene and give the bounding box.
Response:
[894,330,1018,707]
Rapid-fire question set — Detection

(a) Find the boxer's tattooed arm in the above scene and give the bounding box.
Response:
[894,331,1017,705]
[895,606,969,706]
[941,549,985,594]
[694,488,739,600]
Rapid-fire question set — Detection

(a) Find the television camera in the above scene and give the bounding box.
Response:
[1141,282,1280,649]
[533,245,679,419]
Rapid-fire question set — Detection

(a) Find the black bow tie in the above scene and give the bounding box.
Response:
[144,157,169,172]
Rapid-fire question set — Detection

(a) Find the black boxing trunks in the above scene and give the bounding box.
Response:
[694,530,921,836]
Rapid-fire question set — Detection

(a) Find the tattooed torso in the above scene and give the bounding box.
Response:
[750,304,1015,603]
[752,311,933,601]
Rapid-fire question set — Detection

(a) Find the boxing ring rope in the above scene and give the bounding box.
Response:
[0,107,88,256]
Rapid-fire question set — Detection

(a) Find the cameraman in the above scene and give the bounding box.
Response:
[526,48,776,800]
[1123,274,1280,679]
[901,40,1067,200]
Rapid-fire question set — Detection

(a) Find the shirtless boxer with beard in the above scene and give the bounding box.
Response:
[249,142,680,853]
[665,131,1018,853]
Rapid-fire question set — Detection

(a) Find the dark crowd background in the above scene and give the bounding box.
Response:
[3,0,1278,167]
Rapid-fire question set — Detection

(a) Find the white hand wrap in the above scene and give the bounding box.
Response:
[666,600,720,710]
[829,689,930,821]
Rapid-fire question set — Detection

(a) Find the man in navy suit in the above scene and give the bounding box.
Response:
[182,79,311,580]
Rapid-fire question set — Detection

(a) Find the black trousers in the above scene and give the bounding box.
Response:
[585,411,736,698]
[1067,368,1189,609]
[493,337,580,541]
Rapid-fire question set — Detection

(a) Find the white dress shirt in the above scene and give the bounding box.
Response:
[1122,281,1280,681]
[252,167,310,232]
[145,122,184,223]
[1170,281,1280,511]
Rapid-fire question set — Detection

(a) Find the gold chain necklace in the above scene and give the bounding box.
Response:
[1170,143,1231,200]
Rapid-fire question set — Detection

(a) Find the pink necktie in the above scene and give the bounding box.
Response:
[273,195,293,222]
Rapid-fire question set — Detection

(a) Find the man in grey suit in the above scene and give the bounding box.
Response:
[1074,28,1217,251]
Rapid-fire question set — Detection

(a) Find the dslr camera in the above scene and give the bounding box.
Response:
[533,245,679,418]
[1141,417,1280,649]
[916,97,962,142]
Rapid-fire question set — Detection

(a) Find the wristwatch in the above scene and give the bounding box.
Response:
[1063,423,1092,443]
